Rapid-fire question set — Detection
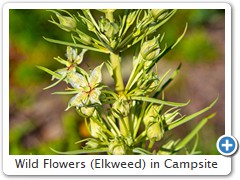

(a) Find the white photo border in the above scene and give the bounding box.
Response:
[2,2,232,176]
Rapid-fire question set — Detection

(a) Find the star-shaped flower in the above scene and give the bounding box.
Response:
[44,46,87,90]
[66,63,104,110]
[55,46,87,77]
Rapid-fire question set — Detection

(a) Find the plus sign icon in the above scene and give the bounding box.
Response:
[217,135,238,156]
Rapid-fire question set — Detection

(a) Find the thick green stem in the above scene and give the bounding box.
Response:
[106,11,130,136]
[106,11,114,22]
[109,52,129,136]
[110,52,125,94]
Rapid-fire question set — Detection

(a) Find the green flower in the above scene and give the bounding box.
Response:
[112,98,130,118]
[147,122,164,142]
[108,138,127,155]
[99,17,119,40]
[89,119,102,138]
[140,36,161,61]
[151,9,170,21]
[76,106,96,118]
[66,46,87,65]
[137,72,159,94]
[85,139,100,148]
[66,63,104,110]
[143,105,162,126]
[54,46,87,78]
[56,13,77,32]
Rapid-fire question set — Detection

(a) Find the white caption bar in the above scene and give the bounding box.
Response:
[4,155,231,175]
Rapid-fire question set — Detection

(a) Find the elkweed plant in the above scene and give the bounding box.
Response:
[38,9,218,155]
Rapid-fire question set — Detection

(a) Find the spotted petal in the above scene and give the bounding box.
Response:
[67,71,88,89]
[89,63,103,87]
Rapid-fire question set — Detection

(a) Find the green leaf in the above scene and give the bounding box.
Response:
[131,96,190,107]
[190,134,200,155]
[36,65,62,79]
[43,75,66,90]
[50,147,108,155]
[133,147,152,155]
[168,96,218,130]
[52,90,79,95]
[174,113,216,151]
[43,37,109,54]
[153,63,181,98]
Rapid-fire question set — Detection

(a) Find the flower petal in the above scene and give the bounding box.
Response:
[75,49,88,65]
[89,63,103,87]
[67,72,88,89]
[89,89,101,104]
[66,46,73,62]
[67,91,88,109]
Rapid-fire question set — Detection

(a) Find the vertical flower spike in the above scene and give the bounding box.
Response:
[40,9,218,156]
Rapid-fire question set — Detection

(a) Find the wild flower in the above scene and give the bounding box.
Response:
[66,63,104,110]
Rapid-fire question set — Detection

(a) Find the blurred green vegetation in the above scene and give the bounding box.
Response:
[9,9,224,155]
[160,9,224,63]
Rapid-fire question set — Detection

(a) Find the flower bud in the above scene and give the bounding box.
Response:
[89,119,102,138]
[78,34,92,45]
[112,99,130,118]
[75,30,93,45]
[138,72,159,93]
[143,105,161,126]
[163,111,180,125]
[140,36,161,61]
[86,139,100,148]
[126,10,138,26]
[151,9,170,21]
[104,22,119,39]
[99,17,119,39]
[147,122,164,142]
[56,14,77,32]
[109,139,127,155]
[77,106,96,118]
[66,46,87,65]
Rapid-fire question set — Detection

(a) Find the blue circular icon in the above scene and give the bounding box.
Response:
[217,135,238,156]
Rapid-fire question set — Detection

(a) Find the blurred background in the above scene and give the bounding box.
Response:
[9,9,225,155]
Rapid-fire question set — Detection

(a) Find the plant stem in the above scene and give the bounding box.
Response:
[106,11,130,136]
[109,52,130,136]
[110,52,125,95]
[148,140,155,152]
[106,11,114,22]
